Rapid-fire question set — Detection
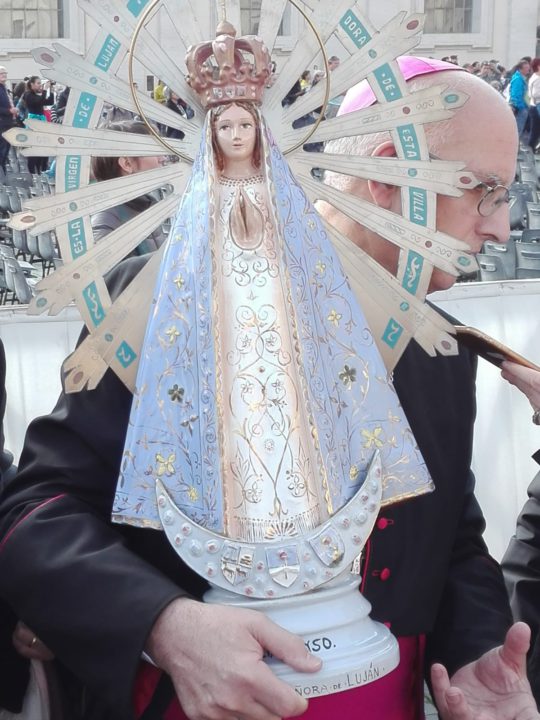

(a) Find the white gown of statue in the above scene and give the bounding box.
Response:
[115,112,433,549]
[214,173,327,542]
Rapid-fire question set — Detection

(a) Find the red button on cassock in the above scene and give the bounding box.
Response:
[380,568,391,581]
[377,518,389,530]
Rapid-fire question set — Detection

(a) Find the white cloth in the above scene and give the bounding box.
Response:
[528,73,540,105]
[0,661,50,720]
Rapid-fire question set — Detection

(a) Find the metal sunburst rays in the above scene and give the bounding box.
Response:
[3,0,477,389]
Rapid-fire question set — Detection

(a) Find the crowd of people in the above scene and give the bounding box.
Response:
[285,52,540,155]
[0,69,193,180]
[0,69,71,177]
[2,43,540,720]
[445,55,540,152]
[282,56,341,111]
[0,72,191,264]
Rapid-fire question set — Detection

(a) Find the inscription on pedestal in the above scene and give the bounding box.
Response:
[294,661,383,698]
[304,636,336,653]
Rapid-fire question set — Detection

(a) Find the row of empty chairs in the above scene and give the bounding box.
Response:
[0,244,36,304]
[478,234,540,281]
[0,150,59,303]
[473,145,540,282]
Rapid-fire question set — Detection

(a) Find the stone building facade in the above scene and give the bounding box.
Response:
[0,1,537,89]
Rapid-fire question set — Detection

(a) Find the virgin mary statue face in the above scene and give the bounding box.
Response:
[214,104,257,167]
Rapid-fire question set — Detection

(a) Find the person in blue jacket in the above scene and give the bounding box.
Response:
[509,59,531,138]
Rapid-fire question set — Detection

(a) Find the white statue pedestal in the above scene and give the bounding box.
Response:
[205,574,399,698]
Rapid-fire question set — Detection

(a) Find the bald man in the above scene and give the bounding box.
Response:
[315,58,536,719]
[322,61,515,294]
[0,60,537,720]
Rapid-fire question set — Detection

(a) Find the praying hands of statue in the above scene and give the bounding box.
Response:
[431,622,539,720]
[146,597,321,720]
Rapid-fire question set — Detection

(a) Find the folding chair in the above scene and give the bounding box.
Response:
[5,188,21,214]
[36,232,57,275]
[517,146,534,164]
[509,181,536,203]
[516,241,540,279]
[0,185,10,215]
[526,202,540,230]
[509,193,527,230]
[482,240,516,279]
[11,229,29,261]
[478,254,507,282]
[3,256,33,304]
[517,162,538,189]
[521,229,540,243]
[0,259,9,305]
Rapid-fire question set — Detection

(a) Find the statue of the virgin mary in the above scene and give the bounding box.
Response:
[2,2,472,698]
[113,22,433,582]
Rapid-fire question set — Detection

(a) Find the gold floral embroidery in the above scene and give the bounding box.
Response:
[174,274,185,290]
[361,427,384,449]
[165,326,180,343]
[327,309,342,327]
[155,452,176,476]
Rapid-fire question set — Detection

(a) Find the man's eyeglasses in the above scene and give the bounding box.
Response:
[428,153,510,217]
[475,182,510,217]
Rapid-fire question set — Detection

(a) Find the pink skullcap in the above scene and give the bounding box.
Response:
[338,56,463,116]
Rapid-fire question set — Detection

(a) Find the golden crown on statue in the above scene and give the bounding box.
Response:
[185,20,272,109]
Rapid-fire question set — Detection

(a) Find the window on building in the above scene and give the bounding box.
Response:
[424,0,478,34]
[240,0,291,37]
[240,0,261,35]
[0,0,64,40]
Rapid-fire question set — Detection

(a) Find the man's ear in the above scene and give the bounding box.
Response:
[367,141,400,210]
[118,156,134,174]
